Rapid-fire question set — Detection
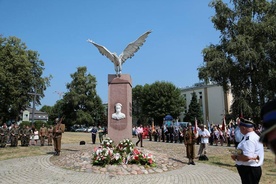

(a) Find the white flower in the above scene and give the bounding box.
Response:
[114,153,121,160]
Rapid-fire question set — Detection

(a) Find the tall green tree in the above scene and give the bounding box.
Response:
[0,36,51,123]
[132,85,147,125]
[183,92,203,125]
[198,0,276,120]
[61,67,106,128]
[133,81,185,126]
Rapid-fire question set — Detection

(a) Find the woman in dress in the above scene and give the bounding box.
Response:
[33,128,39,145]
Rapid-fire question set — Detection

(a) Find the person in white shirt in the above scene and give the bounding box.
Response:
[231,118,264,184]
[198,124,211,157]
[260,99,276,164]
[135,124,144,147]
[234,117,244,148]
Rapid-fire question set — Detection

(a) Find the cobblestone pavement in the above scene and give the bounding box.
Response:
[0,139,241,184]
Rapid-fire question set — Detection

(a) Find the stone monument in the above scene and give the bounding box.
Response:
[88,30,151,144]
[108,74,132,143]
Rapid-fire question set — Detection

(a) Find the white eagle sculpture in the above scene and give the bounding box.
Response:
[87,30,151,77]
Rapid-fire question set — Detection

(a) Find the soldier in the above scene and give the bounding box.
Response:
[98,126,104,144]
[20,125,31,146]
[53,118,65,156]
[39,123,47,146]
[47,125,53,146]
[0,123,9,147]
[19,125,24,146]
[10,124,19,147]
[183,123,198,165]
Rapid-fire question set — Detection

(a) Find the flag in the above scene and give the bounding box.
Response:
[194,117,198,134]
[240,109,243,118]
[222,116,226,132]
[207,120,211,132]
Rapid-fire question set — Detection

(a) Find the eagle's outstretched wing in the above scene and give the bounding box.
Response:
[119,30,151,64]
[87,39,115,63]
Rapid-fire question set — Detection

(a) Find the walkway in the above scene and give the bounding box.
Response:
[0,140,240,184]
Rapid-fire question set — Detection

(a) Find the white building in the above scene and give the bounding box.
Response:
[22,108,48,122]
[180,83,233,124]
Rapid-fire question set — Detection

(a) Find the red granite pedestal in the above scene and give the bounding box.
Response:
[108,74,132,144]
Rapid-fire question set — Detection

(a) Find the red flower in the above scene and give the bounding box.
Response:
[133,148,140,155]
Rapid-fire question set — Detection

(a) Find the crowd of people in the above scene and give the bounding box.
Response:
[1,99,276,184]
[0,118,65,156]
[131,99,276,184]
[131,119,259,148]
[0,123,54,147]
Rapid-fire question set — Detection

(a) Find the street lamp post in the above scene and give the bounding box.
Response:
[54,91,64,118]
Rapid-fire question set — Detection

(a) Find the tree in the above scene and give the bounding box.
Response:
[198,0,276,120]
[132,85,147,125]
[40,105,55,124]
[40,105,53,117]
[133,81,185,126]
[0,36,51,123]
[61,67,106,128]
[183,92,203,125]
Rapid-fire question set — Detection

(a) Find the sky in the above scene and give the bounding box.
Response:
[0,0,222,109]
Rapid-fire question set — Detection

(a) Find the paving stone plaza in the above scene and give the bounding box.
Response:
[0,138,240,184]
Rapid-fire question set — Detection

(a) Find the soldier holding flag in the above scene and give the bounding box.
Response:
[183,120,198,165]
[53,117,65,156]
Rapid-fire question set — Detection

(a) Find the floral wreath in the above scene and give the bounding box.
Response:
[91,137,155,167]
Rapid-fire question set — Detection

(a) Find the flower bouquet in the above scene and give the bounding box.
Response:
[101,137,114,149]
[92,137,155,167]
[115,138,134,155]
[129,148,155,166]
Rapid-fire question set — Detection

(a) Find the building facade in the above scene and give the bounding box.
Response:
[180,83,233,124]
[23,108,49,122]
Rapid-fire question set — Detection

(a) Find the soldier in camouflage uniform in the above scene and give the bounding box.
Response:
[20,125,31,146]
[0,123,9,147]
[10,124,19,147]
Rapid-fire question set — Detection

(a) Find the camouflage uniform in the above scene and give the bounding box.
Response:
[10,124,19,147]
[98,126,104,143]
[20,126,31,146]
[0,124,9,147]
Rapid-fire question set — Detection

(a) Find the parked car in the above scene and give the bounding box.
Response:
[75,127,87,132]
